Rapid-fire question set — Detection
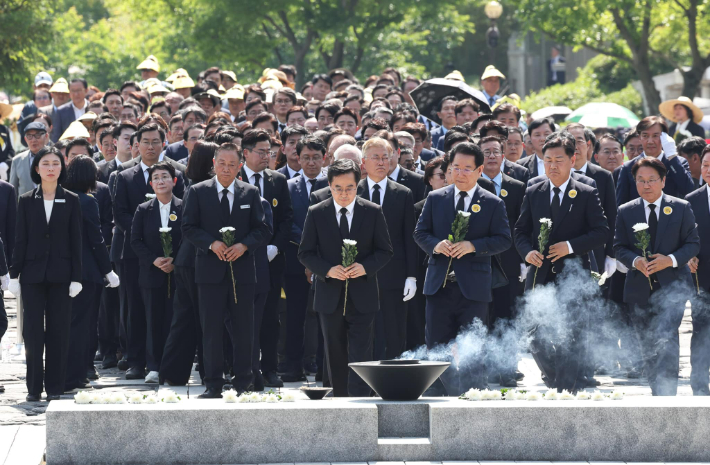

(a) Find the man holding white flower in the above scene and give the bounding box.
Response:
[614,157,699,396]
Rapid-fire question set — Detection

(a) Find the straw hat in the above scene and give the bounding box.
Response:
[76,111,98,123]
[137,55,160,72]
[481,65,505,81]
[444,70,465,81]
[172,75,195,90]
[166,68,189,83]
[49,78,70,94]
[225,85,245,100]
[222,70,237,83]
[59,121,91,140]
[659,96,703,123]
[0,98,12,121]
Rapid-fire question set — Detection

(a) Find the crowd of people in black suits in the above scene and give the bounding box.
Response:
[1,62,709,401]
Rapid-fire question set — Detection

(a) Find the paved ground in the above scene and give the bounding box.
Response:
[0,292,701,464]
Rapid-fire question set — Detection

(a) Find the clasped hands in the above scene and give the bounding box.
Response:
[525,241,570,266]
[211,240,247,262]
[434,240,475,258]
[326,263,366,280]
[153,257,175,273]
[634,254,673,277]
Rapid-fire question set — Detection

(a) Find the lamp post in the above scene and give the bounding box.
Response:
[485,1,503,65]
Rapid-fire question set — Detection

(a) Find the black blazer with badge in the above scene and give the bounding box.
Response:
[514,177,609,290]
[182,178,270,284]
[357,178,417,290]
[298,197,393,314]
[503,159,530,184]
[130,197,183,288]
[10,186,82,283]
[497,174,526,280]
[685,186,710,292]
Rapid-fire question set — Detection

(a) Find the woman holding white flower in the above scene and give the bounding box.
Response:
[130,161,183,384]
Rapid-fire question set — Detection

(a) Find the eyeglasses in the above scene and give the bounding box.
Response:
[249,149,271,158]
[600,149,621,156]
[333,187,356,194]
[635,178,661,186]
[483,150,502,158]
[25,132,47,140]
[452,167,475,175]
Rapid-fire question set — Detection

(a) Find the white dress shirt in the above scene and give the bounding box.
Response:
[366,177,387,206]
[535,155,545,177]
[243,165,264,193]
[453,185,477,212]
[215,176,235,212]
[549,178,574,254]
[389,165,401,182]
[482,172,502,196]
[636,195,677,269]
[44,200,53,223]
[158,199,171,229]
[575,162,588,174]
[286,165,301,179]
[335,198,356,230]
[304,176,319,196]
[71,100,88,120]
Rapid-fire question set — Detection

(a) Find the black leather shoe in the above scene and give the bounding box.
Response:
[46,394,61,401]
[515,370,525,380]
[94,351,103,362]
[26,394,40,402]
[117,357,129,371]
[303,361,318,375]
[87,367,99,380]
[263,371,284,387]
[253,372,265,391]
[281,371,307,382]
[499,375,518,388]
[102,356,118,369]
[315,370,323,382]
[125,367,146,380]
[586,377,602,387]
[197,388,222,399]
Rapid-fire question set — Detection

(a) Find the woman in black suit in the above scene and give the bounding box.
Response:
[8,147,83,402]
[62,154,120,392]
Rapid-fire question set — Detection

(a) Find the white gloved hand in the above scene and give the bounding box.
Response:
[69,282,83,298]
[9,278,20,296]
[105,271,120,288]
[402,277,417,302]
[660,132,676,157]
[519,263,529,282]
[0,162,8,182]
[604,256,617,278]
[616,260,629,274]
[266,245,278,262]
[1,274,9,291]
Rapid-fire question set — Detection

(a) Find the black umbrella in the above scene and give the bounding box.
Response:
[410,78,491,124]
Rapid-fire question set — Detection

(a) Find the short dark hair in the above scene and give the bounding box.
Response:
[437,95,458,112]
[455,98,481,115]
[677,136,707,159]
[168,114,183,131]
[62,155,97,193]
[542,132,576,157]
[632,156,667,179]
[492,102,521,122]
[278,64,297,80]
[122,103,140,118]
[98,126,115,145]
[120,81,139,93]
[311,74,333,87]
[450,142,484,168]
[597,133,622,151]
[624,129,640,146]
[135,123,165,143]
[31,146,67,184]
[296,135,326,156]
[479,120,509,140]
[33,112,52,128]
[282,125,308,141]
[528,118,555,134]
[213,127,242,145]
[183,123,205,142]
[315,103,340,121]
[275,87,297,105]
[182,106,207,123]
[215,142,241,160]
[365,117,390,133]
[327,158,361,184]
[479,135,504,149]
[70,78,88,90]
[241,128,272,151]
[243,84,266,102]
[102,89,122,104]
[286,106,309,123]
[584,128,597,148]
[111,121,137,139]
[333,107,358,125]
[400,122,427,141]
[508,126,524,139]
[471,114,493,133]
[443,131,470,153]
[390,111,416,130]
[252,112,278,132]
[702,145,710,161]
[65,137,92,156]
[245,98,266,115]
[186,141,219,183]
[147,161,176,181]
[636,115,669,134]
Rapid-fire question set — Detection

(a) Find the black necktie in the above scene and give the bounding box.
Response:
[372,184,381,205]
[648,204,658,253]
[388,176,395,182]
[221,188,231,220]
[339,207,349,239]
[293,172,300,178]
[253,173,261,194]
[551,187,561,222]
[456,191,468,212]
[308,179,317,191]
[575,170,584,175]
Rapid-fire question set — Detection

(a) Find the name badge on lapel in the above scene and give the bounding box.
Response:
[55,199,66,203]
[240,205,250,209]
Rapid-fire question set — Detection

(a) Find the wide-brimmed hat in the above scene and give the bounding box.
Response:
[60,121,91,140]
[444,70,465,81]
[225,85,245,100]
[172,75,195,90]
[194,89,221,107]
[659,96,703,123]
[166,68,189,83]
[49,78,69,94]
[137,55,160,72]
[76,111,98,123]
[0,100,12,120]
[222,70,237,83]
[481,65,505,81]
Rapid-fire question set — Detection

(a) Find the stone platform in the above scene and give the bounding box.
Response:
[46,396,710,464]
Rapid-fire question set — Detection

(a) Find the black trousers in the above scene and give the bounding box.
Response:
[141,278,175,372]
[489,279,523,378]
[373,288,408,360]
[22,282,72,396]
[87,284,104,370]
[425,281,489,395]
[252,291,268,374]
[690,291,710,395]
[283,273,310,372]
[98,277,120,358]
[609,271,643,370]
[198,274,254,391]
[260,263,283,374]
[65,281,102,390]
[123,259,146,369]
[0,290,8,343]
[160,266,203,385]
[319,291,375,397]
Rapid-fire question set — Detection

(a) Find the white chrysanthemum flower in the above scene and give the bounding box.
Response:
[343,239,357,246]
[482,389,501,400]
[110,393,126,404]
[74,390,92,404]
[464,388,482,401]
[159,227,172,233]
[162,391,180,403]
[236,393,250,403]
[89,392,104,404]
[219,226,236,233]
[281,392,296,402]
[544,389,558,400]
[502,390,517,401]
[264,393,279,403]
[632,223,649,232]
[576,391,591,400]
[598,271,608,286]
[145,194,156,199]
[514,391,527,400]
[458,211,471,218]
[558,390,575,400]
[128,393,144,404]
[525,391,541,401]
[143,394,159,404]
[248,392,261,403]
[610,391,624,400]
[539,218,552,228]
[591,390,605,401]
[222,389,239,403]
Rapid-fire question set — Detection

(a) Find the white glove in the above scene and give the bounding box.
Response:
[1,274,9,291]
[9,278,20,296]
[660,132,676,157]
[266,245,278,262]
[0,162,8,182]
[519,263,529,282]
[105,271,120,288]
[604,256,617,278]
[402,277,417,302]
[69,282,83,298]
[616,260,629,274]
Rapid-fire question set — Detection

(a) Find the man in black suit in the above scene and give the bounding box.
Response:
[162,107,206,161]
[616,116,694,206]
[479,120,531,185]
[98,122,136,184]
[685,146,710,395]
[516,118,554,179]
[379,131,426,202]
[114,123,186,380]
[277,125,308,180]
[414,142,512,395]
[298,159,393,396]
[515,132,609,393]
[0,180,15,373]
[615,157,700,396]
[239,128,293,387]
[479,136,526,387]
[183,142,270,397]
[547,46,566,86]
[677,137,707,190]
[51,78,89,142]
[358,137,417,360]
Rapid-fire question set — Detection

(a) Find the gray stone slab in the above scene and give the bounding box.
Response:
[377,402,430,438]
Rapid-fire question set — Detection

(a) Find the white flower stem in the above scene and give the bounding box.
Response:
[343,279,349,316]
[443,257,453,288]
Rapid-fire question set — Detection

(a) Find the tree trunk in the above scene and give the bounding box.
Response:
[681,67,704,99]
[636,64,662,115]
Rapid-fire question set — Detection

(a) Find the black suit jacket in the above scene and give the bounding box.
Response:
[516,154,542,178]
[503,159,530,184]
[76,191,112,284]
[686,186,710,291]
[298,196,393,314]
[10,186,82,283]
[255,198,274,294]
[514,177,609,290]
[239,167,293,253]
[97,158,117,184]
[669,121,706,139]
[420,148,437,162]
[163,141,189,162]
[94,182,113,247]
[130,197,183,288]
[51,102,79,143]
[498,174,526,282]
[0,237,7,276]
[616,154,694,207]
[393,167,426,203]
[0,180,17,263]
[581,163,617,264]
[357,178,417,290]
[182,178,270,284]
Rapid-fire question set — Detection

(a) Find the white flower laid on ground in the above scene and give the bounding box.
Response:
[576,391,591,400]
[161,390,181,403]
[110,393,126,404]
[591,390,605,401]
[128,393,144,404]
[237,394,250,403]
[248,392,261,403]
[610,390,624,400]
[74,391,92,404]
[222,389,239,403]
[264,393,279,403]
[461,388,482,401]
[145,194,156,200]
[632,223,649,232]
[144,393,159,404]
[512,390,527,400]
[281,392,296,402]
[558,390,575,400]
[90,392,105,404]
[525,391,541,401]
[544,389,559,400]
[502,390,517,401]
[482,389,502,400]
